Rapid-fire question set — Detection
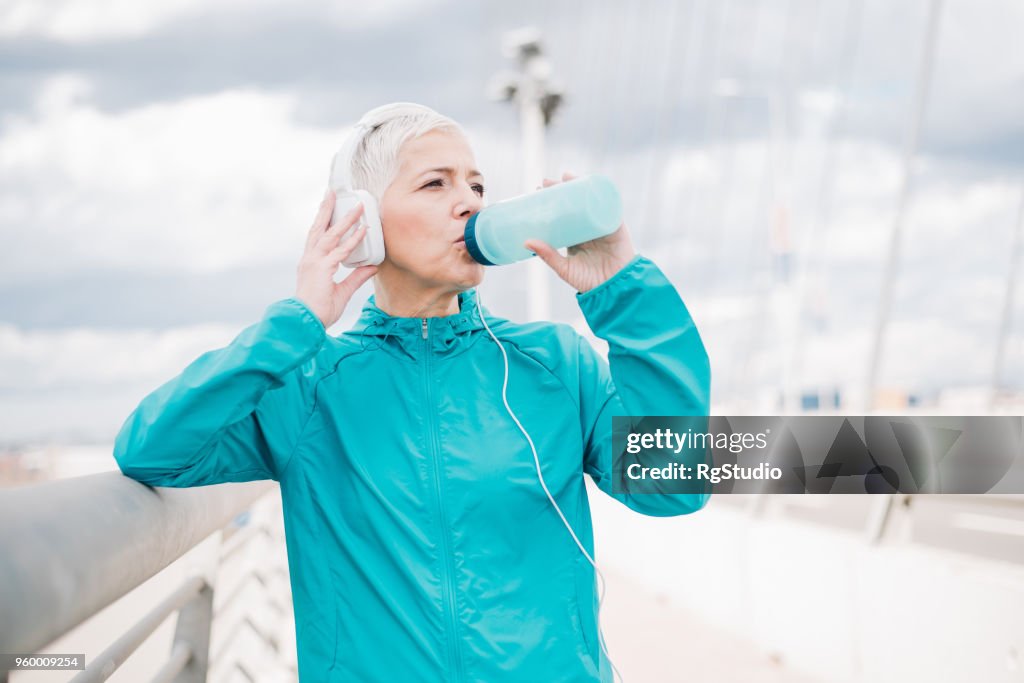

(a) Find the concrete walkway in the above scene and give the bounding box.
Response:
[600,568,826,683]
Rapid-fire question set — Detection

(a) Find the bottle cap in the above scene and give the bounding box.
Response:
[463,213,495,266]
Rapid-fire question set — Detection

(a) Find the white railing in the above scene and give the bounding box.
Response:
[0,473,291,682]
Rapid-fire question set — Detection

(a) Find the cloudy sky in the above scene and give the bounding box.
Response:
[0,0,1022,443]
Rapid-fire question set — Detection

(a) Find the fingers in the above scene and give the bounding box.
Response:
[306,189,335,249]
[318,202,366,253]
[326,222,370,265]
[335,264,378,299]
[537,171,578,190]
[523,238,569,278]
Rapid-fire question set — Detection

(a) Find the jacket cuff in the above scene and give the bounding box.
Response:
[576,255,699,340]
[576,254,653,318]
[264,297,327,351]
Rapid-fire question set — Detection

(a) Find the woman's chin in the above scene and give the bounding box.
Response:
[450,259,484,289]
[461,265,485,289]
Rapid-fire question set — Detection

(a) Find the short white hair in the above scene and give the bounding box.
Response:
[349,102,465,202]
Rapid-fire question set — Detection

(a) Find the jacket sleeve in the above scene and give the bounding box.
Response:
[113,298,327,487]
[576,255,712,516]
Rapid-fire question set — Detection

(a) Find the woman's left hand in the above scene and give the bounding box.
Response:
[523,172,636,294]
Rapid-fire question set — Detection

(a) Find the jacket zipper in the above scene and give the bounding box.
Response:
[421,317,464,682]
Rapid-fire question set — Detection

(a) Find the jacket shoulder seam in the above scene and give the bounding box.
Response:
[494,331,582,415]
[277,343,371,479]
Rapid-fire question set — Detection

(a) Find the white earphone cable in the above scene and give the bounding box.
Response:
[475,287,623,683]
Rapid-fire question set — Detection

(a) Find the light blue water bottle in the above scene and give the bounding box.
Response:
[462,174,623,266]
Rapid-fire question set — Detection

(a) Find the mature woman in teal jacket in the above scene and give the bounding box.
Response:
[114,102,711,683]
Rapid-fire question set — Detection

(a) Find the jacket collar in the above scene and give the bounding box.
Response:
[346,288,490,358]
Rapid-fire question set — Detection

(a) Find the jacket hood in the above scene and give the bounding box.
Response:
[345,287,492,359]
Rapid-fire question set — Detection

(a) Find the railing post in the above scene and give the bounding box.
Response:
[170,582,214,683]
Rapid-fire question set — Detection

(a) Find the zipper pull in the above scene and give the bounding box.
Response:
[421,318,429,340]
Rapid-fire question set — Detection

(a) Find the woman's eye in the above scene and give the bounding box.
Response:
[421,178,484,196]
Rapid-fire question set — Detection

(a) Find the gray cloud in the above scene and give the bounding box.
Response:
[0,0,1021,429]
[0,264,293,329]
[2,0,1020,167]
[0,1,499,127]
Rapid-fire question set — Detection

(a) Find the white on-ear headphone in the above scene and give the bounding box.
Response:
[328,122,386,267]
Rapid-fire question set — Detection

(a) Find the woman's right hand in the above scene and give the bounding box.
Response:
[295,189,379,329]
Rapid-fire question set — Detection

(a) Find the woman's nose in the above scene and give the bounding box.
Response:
[455,186,483,218]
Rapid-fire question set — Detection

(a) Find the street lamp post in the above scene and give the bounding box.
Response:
[489,28,565,322]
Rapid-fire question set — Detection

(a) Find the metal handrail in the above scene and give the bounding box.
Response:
[151,641,192,683]
[0,472,272,657]
[69,576,206,683]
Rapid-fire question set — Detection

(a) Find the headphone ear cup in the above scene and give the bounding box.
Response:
[328,124,383,268]
[333,189,385,268]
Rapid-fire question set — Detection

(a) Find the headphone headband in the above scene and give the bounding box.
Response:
[329,122,375,192]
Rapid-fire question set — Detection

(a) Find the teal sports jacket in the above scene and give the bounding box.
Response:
[114,254,711,682]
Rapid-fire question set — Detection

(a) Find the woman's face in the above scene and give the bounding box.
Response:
[378,129,486,292]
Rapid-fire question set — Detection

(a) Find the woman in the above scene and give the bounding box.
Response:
[114,102,711,682]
